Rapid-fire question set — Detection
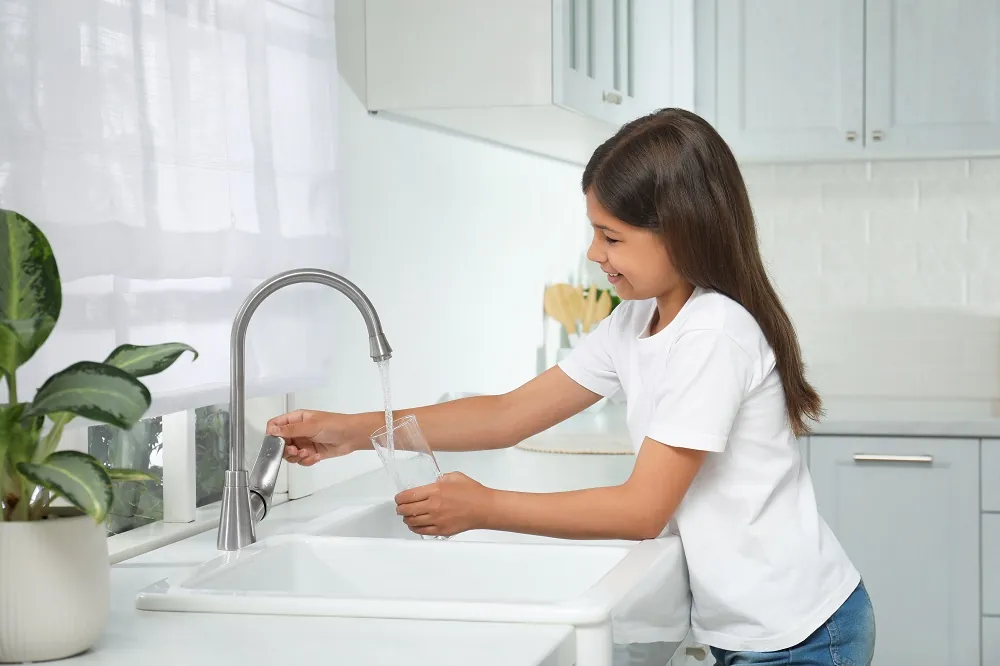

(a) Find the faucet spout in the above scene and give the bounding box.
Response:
[217,268,392,551]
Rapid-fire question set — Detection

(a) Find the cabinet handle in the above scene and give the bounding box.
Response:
[845,131,857,142]
[602,91,623,105]
[853,454,933,464]
[871,130,885,142]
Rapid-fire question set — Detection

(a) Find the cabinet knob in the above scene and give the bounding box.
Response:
[602,91,623,105]
[871,130,885,142]
[845,131,858,142]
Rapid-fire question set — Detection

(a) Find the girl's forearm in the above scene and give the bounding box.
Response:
[354,395,517,452]
[350,367,602,453]
[483,485,664,541]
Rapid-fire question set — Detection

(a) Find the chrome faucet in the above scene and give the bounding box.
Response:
[217,268,392,551]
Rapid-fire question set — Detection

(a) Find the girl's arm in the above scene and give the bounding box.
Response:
[357,365,603,452]
[268,366,605,464]
[395,436,707,541]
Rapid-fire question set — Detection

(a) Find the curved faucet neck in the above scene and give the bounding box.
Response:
[228,268,392,472]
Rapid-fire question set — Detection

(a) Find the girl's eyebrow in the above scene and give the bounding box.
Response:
[591,222,619,233]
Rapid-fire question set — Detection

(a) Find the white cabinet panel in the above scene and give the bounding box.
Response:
[714,0,865,159]
[864,0,1000,154]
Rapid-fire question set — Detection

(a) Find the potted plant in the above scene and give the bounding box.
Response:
[0,209,196,663]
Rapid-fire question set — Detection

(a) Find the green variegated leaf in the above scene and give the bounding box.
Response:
[107,467,160,483]
[104,342,198,378]
[25,361,151,430]
[17,451,112,522]
[0,209,61,380]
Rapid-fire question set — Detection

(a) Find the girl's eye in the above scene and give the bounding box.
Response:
[605,237,620,245]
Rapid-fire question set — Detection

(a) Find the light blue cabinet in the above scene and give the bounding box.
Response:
[697,0,1000,161]
[809,436,981,666]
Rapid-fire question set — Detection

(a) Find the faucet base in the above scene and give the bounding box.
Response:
[217,470,255,551]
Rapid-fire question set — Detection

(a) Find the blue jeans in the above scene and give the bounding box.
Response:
[710,581,876,665]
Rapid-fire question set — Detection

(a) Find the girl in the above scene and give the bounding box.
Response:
[267,108,876,666]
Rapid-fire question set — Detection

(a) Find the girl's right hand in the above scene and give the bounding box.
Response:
[265,409,367,466]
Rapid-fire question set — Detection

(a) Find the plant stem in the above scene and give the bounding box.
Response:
[36,413,69,463]
[6,371,15,405]
[13,478,29,521]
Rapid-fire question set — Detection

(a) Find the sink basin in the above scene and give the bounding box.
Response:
[136,533,679,666]
[299,499,634,546]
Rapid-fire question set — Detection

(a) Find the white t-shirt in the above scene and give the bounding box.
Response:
[558,287,860,652]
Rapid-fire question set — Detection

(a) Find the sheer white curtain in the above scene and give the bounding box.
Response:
[0,0,344,419]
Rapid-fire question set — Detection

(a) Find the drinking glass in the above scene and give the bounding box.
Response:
[370,415,443,492]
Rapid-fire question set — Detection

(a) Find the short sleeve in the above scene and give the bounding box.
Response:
[646,329,752,453]
[557,312,622,398]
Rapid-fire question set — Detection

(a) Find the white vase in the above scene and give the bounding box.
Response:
[0,509,110,663]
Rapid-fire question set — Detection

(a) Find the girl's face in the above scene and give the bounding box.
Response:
[584,189,682,301]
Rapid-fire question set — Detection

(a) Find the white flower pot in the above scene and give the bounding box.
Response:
[0,509,110,663]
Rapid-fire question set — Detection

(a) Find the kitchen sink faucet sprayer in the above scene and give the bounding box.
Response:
[217,268,392,551]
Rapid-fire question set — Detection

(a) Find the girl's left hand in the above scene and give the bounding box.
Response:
[394,472,494,538]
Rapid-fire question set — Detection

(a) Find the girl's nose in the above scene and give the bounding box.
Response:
[586,239,603,264]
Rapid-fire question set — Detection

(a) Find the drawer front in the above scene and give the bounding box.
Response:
[985,515,1000,615]
[985,618,1000,666]
[985,441,1000,512]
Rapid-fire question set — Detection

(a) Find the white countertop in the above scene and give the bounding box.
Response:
[53,447,638,666]
[519,398,1000,452]
[808,397,1000,438]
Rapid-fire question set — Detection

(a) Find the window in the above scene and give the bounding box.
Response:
[195,404,230,508]
[88,403,240,536]
[88,417,164,537]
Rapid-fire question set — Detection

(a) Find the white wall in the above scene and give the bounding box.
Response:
[747,158,1000,402]
[290,77,591,488]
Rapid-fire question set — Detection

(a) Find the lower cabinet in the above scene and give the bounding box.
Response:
[984,618,1000,666]
[809,436,981,666]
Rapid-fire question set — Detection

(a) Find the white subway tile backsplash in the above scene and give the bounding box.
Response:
[747,157,1000,399]
[917,243,994,274]
[820,180,918,213]
[774,162,869,182]
[739,164,775,185]
[750,159,1000,312]
[868,210,966,245]
[968,208,1000,244]
[774,272,869,307]
[868,271,965,308]
[918,178,1000,210]
[772,211,867,243]
[967,272,1000,310]
[763,237,823,277]
[747,180,823,213]
[870,159,968,180]
[821,240,918,275]
[969,157,1000,178]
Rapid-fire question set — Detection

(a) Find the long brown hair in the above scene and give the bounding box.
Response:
[582,108,822,436]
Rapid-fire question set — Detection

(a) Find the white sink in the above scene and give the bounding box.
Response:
[299,499,634,546]
[136,533,679,666]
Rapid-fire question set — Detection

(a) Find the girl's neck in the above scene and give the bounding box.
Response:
[649,282,695,336]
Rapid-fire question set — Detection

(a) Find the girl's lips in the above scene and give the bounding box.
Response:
[607,273,623,285]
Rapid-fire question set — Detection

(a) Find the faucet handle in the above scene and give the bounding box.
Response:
[248,434,285,521]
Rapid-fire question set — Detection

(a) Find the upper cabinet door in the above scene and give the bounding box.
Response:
[713,0,866,160]
[555,0,695,128]
[625,0,696,122]
[553,0,618,123]
[864,0,1000,155]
